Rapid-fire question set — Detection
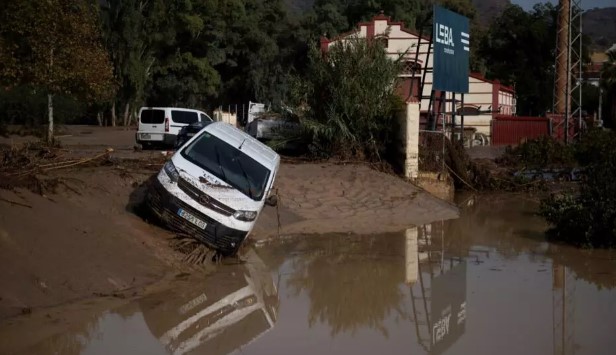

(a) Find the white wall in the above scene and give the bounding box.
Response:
[213,110,237,127]
[397,101,420,179]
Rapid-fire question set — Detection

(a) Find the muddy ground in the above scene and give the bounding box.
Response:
[0,126,458,320]
[2,193,615,355]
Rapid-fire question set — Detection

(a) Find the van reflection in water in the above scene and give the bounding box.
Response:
[139,249,278,355]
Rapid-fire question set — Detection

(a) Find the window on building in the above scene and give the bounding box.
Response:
[402,60,421,75]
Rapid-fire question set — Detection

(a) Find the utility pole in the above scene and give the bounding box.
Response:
[553,264,575,355]
[598,72,603,126]
[554,0,570,116]
[552,0,583,143]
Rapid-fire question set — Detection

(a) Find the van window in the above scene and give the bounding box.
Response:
[181,133,270,201]
[140,109,165,124]
[200,113,212,122]
[171,110,199,124]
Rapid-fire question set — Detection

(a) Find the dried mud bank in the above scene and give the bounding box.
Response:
[252,163,459,240]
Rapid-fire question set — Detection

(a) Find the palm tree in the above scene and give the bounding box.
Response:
[600,50,616,126]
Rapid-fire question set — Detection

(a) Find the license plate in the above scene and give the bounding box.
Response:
[177,208,207,229]
[141,133,164,141]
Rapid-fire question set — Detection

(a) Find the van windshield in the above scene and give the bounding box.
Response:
[180,132,270,201]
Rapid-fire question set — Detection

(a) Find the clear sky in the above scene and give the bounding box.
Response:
[511,0,616,10]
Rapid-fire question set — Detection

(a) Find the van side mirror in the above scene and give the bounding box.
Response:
[265,194,278,207]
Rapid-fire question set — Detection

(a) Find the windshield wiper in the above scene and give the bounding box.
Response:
[213,144,228,183]
[236,157,254,199]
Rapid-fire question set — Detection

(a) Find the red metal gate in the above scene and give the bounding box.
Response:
[491,115,551,146]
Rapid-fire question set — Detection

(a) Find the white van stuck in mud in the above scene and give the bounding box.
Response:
[147,122,280,255]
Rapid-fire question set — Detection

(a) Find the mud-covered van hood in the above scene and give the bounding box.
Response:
[173,156,265,211]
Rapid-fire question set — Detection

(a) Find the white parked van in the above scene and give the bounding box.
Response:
[136,107,213,147]
[147,122,280,255]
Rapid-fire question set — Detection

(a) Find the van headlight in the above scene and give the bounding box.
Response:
[163,161,179,182]
[233,210,257,222]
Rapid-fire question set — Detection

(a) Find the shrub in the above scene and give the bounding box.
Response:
[0,85,87,127]
[574,128,615,166]
[540,129,616,247]
[498,136,575,169]
[278,36,404,161]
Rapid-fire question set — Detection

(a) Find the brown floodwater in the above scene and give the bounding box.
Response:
[2,193,616,355]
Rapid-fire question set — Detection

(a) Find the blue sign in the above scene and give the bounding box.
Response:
[430,261,467,354]
[433,5,470,93]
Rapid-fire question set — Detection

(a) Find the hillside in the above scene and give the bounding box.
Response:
[285,0,509,20]
[472,0,510,26]
[285,0,314,14]
[284,0,510,26]
[283,0,616,50]
[583,7,616,50]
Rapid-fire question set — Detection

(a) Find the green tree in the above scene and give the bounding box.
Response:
[302,0,349,38]
[206,0,298,106]
[0,0,115,142]
[285,233,406,337]
[288,37,404,160]
[480,3,591,116]
[303,0,483,71]
[0,37,18,85]
[304,0,427,38]
[245,0,295,104]
[100,0,157,126]
[437,0,484,71]
[438,0,476,19]
[601,50,616,127]
[479,4,556,116]
[147,0,220,108]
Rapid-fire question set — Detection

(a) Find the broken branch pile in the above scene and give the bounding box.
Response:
[0,142,113,194]
[170,234,219,265]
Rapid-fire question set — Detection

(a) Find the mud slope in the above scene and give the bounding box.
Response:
[0,167,179,319]
[253,163,459,239]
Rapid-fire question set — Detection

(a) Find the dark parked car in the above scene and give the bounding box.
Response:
[174,120,213,149]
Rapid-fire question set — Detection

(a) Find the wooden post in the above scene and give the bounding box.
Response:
[47,94,54,144]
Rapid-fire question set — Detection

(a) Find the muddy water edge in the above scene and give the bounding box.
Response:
[1,192,616,355]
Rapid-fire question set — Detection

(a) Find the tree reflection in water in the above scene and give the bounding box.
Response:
[10,306,115,354]
[446,193,550,260]
[450,193,616,290]
[285,233,407,337]
[549,245,616,290]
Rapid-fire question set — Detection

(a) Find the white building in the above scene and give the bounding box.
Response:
[320,14,516,143]
[584,46,614,87]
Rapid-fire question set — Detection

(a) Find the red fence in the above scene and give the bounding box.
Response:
[418,114,558,146]
[491,115,551,146]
